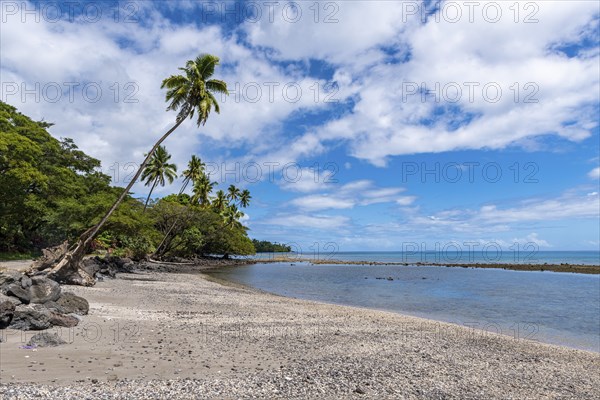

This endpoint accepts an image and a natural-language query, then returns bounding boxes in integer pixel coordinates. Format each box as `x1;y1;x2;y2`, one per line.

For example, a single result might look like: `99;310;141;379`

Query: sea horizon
253;250;600;266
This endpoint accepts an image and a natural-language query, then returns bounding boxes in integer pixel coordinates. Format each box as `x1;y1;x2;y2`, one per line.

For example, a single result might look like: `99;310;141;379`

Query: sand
1;262;599;399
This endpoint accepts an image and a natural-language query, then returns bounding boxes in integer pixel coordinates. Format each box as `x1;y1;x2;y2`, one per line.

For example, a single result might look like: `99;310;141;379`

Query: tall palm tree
179;155;205;195
226;184;240;203
141;146;177;211
46;54;227;285
238;189;251;208
192;174;217;207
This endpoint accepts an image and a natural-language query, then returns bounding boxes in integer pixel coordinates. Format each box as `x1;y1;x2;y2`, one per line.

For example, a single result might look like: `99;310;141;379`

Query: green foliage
1;101;255;259
252;240;292;253
0;101;115;251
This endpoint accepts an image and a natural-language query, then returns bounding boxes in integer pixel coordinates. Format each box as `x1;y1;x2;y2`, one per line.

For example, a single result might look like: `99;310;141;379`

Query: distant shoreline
255;256;600;274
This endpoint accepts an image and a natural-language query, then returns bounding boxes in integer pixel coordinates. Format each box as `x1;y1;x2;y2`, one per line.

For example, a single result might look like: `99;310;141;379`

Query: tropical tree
192;174;217;207
141;145;177;211
222;204;245;229
179;155;205;195
212;189;227;212
227;184;240;202
154;155;205;255
44;54;228;285
238;189;251;208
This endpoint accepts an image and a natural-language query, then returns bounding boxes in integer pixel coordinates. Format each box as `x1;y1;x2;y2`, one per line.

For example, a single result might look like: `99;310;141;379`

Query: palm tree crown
180;155;205;194
161;54;229;126
192;174;217;207
141;145;177;210
238;189;251;208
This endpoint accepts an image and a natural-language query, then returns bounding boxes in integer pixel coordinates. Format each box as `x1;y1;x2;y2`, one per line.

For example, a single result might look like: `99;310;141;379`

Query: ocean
209;258;600;352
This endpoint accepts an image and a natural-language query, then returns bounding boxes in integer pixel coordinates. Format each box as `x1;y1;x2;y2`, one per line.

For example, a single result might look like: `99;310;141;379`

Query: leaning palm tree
179;155;205;195
43;54;228;285
141;146;177;211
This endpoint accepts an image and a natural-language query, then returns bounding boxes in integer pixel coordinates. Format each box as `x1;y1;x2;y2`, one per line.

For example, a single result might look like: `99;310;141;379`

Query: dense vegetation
252;240;292;253
0;101;255;259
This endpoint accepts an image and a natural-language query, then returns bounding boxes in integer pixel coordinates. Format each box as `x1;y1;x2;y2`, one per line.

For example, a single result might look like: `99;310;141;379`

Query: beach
1;262;599;399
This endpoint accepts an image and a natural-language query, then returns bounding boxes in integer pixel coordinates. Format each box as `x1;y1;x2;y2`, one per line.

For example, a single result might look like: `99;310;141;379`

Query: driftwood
30;241;69;271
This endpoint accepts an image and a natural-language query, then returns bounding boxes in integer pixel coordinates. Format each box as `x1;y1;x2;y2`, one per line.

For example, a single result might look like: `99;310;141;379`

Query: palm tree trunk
144;179;159;212
45;115;188;285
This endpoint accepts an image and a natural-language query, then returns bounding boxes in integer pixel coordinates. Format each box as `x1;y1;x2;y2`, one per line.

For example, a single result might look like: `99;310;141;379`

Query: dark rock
27;332;67;347
55;292;89;315
0;293;21;306
48;311;79;327
6;283;30;304
0;300;16;328
0;271;22;289
81;257;103;278
9;305;51;330
29;276;61;304
354;386;366;394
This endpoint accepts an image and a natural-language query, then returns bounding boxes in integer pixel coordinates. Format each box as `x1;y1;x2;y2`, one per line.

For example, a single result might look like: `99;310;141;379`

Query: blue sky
1;1;599;252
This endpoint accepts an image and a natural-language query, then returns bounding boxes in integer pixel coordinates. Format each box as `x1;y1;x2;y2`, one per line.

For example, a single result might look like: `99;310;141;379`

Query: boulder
6;283;30;304
0;293;21;306
0;300;15;328
81;257;103;278
28;276;61;304
20;276;32;289
27;332;67;347
46;292;89;315
48;311;79;328
9;305;52;330
0;270;22;289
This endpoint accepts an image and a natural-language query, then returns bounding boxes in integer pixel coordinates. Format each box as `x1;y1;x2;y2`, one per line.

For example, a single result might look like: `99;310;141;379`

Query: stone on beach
0;299;16;328
28;276;61;304
9;305;52;330
26;332;67;347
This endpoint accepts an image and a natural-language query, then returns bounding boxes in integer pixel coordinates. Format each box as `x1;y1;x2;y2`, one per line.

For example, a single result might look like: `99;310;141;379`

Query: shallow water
209;263;600;352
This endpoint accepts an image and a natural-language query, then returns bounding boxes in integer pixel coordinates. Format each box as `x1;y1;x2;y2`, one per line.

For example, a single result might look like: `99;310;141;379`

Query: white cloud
588;167;600;179
265;214;349;229
287;180;411;211
396;196;417;206
290;195;354;211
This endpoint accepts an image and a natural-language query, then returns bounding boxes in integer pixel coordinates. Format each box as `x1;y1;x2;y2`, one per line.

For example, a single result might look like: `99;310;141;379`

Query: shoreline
255;256;600;274
1;261;599;398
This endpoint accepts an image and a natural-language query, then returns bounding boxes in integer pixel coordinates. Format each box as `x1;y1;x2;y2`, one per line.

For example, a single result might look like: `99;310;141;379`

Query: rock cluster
0;271;88;331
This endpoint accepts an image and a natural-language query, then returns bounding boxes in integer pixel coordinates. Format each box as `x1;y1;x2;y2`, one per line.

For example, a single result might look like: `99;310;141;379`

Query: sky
1;0;599;254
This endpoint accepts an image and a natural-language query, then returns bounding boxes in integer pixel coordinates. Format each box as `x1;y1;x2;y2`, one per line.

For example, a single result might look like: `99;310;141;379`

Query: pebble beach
1;262;599;399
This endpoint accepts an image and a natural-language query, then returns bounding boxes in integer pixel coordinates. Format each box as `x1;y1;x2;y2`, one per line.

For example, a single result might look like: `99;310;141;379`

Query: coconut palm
212;189;227;212
141;146;177;211
180;155;205;195
226;184;240;203
46;54;227;285
238;189;251;208
222;204;245;229
192;174;217;207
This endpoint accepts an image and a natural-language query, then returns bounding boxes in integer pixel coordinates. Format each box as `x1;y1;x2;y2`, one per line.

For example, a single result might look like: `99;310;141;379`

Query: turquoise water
254;250;600;265
209;262;600;352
